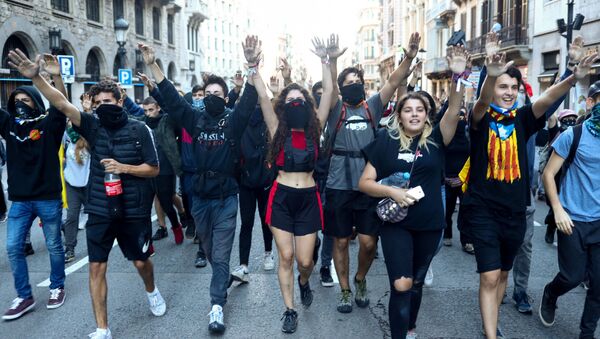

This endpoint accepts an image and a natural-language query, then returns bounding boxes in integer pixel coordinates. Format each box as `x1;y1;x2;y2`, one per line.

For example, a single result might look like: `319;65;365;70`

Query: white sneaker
263;252;275;271
147;289;166;316
424;266;433;287
88;328;112;339
208;304;225;333
406;329;418;339
231;265;249;282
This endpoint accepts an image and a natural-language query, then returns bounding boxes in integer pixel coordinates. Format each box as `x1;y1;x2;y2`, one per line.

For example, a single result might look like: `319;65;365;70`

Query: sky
248;0;363;82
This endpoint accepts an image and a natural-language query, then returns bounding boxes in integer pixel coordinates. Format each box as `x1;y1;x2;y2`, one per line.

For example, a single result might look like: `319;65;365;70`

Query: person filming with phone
358;45;469;339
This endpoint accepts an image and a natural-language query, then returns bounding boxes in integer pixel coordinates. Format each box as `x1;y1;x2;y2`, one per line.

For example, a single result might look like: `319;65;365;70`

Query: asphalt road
0;187;596;338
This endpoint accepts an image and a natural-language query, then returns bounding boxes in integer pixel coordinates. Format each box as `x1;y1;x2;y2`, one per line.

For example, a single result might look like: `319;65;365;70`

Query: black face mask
14;101;42;122
314;94;322;108
284;99;310;129
96;104;128;130
203;95;226;116
340;83;365;106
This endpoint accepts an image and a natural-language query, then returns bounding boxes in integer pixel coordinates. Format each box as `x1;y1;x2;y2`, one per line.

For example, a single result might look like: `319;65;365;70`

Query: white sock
96;328;108;334
147;287;158;297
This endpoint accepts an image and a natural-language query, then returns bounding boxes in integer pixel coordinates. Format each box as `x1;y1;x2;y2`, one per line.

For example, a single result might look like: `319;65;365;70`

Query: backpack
317;101;377;189
547;124;583;196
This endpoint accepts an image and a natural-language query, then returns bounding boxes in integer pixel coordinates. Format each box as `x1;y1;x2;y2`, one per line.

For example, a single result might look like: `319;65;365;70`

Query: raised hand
279;58;292;79
485;52;514;77
42;54;61;76
242;35;262;65
311;37;328;60
568;35;585;63
326;34;347;59
404;32;421;59
485;32;500;58
409;60;423;78
81;93;92;112
574;53;599;81
233;70;244;88
7;49;41;79
137;72;155;92
268;75;279;94
447;45;469;74
137;43;156;65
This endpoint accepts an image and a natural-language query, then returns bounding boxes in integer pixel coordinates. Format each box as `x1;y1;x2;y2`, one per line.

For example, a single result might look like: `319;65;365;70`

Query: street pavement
0;192;596;338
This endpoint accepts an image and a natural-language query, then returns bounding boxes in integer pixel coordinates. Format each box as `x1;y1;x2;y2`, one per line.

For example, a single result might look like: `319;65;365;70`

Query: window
214;38;217;50
222;39;225;52
86;0;100;22
51;0;69;12
152;7;160;40
113;0;124;23
543;51;560;71
470;6;477;40
85;50;101;81
371;46;374;59
461;12;467;33
481;0;490;36
167;14;174;44
135;0;144;35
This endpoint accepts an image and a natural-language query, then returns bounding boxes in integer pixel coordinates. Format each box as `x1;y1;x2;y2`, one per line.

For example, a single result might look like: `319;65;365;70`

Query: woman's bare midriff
275;170;315;188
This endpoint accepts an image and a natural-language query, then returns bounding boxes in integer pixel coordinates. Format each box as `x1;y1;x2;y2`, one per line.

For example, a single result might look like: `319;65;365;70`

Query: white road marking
534;220;543;227
37;215;157;288
330;259;339;284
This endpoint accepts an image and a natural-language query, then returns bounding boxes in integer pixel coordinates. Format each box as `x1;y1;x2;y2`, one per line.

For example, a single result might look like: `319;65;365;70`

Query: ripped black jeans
380;225;443;338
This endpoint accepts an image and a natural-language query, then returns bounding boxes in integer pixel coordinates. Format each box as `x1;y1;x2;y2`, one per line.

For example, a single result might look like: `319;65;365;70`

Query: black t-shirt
444;119;469;177
78;113;159;167
463;104;545;212
362;126;445;231
0;107;66;201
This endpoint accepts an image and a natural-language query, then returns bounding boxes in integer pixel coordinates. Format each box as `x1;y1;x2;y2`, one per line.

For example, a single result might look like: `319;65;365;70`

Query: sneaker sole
337;306;352;314
321;281;334;287
2;301;36;320
231;274;249;283
355;299;370;308
282;327;297;334
64;257;75;263
263;265;275;271
46;298;65;310
208;325;225;334
538;301;555;327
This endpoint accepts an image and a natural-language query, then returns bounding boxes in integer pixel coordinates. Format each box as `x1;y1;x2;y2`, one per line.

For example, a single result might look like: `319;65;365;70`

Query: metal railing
466;24;529;55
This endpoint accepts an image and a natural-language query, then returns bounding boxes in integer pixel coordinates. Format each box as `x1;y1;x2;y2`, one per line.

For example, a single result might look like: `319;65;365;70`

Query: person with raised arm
140;35;260;334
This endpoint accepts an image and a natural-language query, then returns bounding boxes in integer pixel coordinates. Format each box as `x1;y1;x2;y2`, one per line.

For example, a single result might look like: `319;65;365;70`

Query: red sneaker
2;297;35;320
172;225;184;245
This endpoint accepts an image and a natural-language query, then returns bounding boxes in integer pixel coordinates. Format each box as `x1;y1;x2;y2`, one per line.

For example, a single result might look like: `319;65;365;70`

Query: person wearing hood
141;96;184;245
540;74;600;339
7;49;165;339
141;36;260;334
0;79;67;320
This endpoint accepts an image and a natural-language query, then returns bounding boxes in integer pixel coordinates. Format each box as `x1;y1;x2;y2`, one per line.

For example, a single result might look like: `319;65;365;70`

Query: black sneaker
185;221;196;240
539;284;557;327
513;290;533;314
24;243;34;256
320;266;334;287
152;227;168;241
544;227;555;244
298;275;313;308
193;235;200;244
195;251;207;268
281;308;298;333
64;249;75;263
312;236;321;266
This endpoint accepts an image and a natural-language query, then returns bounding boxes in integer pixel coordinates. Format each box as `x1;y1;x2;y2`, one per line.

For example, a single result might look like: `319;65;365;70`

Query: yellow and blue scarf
487;103;520;183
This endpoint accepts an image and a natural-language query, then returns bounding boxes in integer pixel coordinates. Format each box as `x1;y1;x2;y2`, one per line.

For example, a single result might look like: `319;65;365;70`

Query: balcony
425;0;455;23
424;57;451;79
467;25;531;63
187;0;209;22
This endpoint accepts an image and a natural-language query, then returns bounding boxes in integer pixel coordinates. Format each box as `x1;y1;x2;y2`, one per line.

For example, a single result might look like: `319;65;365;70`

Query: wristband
247;67;257;77
321;56;330;65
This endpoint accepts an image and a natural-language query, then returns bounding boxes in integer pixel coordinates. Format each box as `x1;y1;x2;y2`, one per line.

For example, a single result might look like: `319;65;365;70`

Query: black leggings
151;174;180;228
444;184;471;245
380;225;442;338
239;184;273;265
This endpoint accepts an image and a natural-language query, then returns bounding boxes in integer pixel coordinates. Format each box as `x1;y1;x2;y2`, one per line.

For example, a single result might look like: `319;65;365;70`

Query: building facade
356;0;382;94
0;0;209;108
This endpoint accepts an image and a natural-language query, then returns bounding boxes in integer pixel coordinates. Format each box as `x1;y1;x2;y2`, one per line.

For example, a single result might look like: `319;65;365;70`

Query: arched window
86;50;101;82
1;35;32;108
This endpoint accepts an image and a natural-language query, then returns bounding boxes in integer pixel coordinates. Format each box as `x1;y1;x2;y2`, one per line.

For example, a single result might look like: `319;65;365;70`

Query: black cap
589;80;600;98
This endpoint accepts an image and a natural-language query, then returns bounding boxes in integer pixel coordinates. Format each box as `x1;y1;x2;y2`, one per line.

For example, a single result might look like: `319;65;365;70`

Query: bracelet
247;67;258;77
321;56;330;65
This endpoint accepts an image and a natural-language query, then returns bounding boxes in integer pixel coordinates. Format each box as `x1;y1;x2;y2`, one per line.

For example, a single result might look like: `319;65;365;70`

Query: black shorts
324;189;380;238
86;214;153;262
266;181;323;236
464;205;526;273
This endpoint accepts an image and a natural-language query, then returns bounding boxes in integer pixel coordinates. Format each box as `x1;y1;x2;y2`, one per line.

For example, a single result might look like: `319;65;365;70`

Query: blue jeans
7;200;65;298
192;194;238;307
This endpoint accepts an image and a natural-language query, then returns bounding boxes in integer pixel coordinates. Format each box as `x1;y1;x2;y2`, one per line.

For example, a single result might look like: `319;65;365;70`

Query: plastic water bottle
104;172;124;219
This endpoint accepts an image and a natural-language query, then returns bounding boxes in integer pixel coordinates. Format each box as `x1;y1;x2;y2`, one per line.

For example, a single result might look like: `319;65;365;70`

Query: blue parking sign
118;69;133;88
57;55;75;84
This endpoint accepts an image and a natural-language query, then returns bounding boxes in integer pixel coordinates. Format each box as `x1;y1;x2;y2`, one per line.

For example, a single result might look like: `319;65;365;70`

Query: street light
49;27;62;55
115;17;129;56
556;0;584;108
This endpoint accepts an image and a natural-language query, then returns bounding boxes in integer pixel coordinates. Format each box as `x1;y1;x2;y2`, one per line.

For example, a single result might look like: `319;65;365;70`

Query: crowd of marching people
0;29;599;339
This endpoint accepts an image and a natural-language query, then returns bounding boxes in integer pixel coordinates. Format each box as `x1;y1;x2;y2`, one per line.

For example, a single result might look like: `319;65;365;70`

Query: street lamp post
557;0;584;108
115;17;130;68
49;27;62;55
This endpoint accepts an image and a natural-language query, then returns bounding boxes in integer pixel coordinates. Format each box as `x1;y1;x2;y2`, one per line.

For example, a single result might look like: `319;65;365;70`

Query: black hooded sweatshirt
0;86;66;201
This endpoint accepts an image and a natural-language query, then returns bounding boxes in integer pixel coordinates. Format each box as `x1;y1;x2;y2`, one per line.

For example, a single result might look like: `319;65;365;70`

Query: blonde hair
386;93;437;152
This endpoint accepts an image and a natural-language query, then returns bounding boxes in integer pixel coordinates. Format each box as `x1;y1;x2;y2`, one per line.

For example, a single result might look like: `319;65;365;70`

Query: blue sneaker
513;291;533;314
